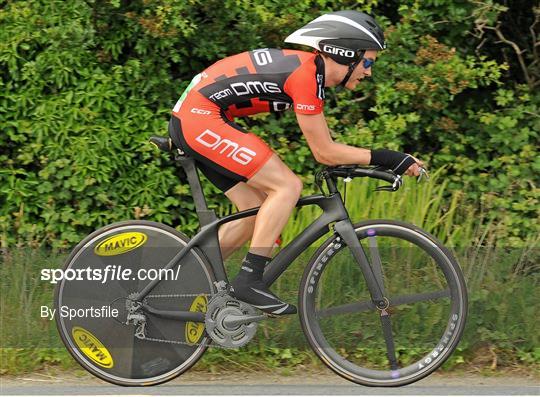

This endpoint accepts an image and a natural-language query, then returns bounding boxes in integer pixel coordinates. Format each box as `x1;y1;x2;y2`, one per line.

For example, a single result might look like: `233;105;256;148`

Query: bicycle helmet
285;10;386;86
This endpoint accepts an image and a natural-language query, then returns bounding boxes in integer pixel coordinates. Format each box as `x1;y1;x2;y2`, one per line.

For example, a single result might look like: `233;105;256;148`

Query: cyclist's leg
245;154;303;257
228;155;301;315
219;182;267;259
171;95;298;314
170;99;275;259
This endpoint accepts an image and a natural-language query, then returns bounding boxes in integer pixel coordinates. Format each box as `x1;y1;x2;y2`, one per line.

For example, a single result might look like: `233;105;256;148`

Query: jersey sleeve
284;56;325;115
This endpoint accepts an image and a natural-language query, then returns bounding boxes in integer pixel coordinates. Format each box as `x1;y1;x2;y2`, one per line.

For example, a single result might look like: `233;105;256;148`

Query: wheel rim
56;224;214;384
301;224;466;385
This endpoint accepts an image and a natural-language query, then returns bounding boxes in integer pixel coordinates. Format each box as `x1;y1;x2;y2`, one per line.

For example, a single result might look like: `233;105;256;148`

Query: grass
1;169;538;376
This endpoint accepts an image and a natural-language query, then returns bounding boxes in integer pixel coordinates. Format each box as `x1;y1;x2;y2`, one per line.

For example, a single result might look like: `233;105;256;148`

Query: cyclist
169;10;423;315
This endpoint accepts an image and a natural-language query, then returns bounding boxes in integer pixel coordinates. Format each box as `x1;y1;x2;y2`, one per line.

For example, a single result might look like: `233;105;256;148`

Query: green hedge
1;0;538;248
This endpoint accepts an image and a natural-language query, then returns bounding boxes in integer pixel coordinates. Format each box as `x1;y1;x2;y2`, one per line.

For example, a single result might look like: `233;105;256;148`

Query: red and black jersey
169;49;327;191
192;48;325;116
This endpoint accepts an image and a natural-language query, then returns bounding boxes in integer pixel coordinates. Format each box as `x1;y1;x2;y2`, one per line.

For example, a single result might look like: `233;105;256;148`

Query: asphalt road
1;371;538;396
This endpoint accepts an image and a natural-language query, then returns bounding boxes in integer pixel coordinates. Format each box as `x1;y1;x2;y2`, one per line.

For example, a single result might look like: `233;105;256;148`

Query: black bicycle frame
134;150;389;321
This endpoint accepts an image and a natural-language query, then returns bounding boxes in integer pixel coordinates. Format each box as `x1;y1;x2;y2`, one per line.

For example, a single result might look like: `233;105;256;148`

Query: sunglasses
361;57;375;69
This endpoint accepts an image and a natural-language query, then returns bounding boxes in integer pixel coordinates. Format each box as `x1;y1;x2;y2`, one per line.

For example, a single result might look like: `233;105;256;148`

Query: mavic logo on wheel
195;129;256;165
185;295;208;344
72;326;114;368
94;232;147;256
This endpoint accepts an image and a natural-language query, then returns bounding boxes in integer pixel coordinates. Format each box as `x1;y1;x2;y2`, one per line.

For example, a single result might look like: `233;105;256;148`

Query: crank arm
222;313;268;328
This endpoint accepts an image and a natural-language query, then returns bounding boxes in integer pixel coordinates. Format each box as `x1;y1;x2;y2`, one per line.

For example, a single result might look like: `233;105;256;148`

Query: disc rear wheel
54;221;215;386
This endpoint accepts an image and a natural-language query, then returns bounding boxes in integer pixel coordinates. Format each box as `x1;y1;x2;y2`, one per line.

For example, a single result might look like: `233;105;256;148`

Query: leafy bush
1;0;538;248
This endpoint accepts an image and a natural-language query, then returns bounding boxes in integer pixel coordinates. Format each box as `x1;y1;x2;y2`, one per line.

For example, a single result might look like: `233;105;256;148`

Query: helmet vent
284;10;386;52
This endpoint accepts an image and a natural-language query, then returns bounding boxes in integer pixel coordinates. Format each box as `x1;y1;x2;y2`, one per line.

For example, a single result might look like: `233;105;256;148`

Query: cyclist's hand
404;155;424;177
370;149;424;177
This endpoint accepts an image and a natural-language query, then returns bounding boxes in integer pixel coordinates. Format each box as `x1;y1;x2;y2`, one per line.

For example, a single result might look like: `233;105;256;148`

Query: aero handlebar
324;165;404;192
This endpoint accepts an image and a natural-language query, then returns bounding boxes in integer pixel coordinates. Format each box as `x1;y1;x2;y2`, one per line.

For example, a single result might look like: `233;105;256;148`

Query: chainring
204;291;258;348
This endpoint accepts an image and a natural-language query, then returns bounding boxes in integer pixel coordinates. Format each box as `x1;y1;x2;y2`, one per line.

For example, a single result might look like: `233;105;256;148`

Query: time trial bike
54;128;467;387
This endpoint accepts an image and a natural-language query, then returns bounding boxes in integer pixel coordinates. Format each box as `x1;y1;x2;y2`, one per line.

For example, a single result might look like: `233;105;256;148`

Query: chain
134;292;234;349
146;293;212;299
137;334;233;349
136;322;234;350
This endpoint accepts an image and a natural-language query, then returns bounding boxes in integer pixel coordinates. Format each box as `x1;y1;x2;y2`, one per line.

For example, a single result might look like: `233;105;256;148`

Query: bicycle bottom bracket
205;291;258;348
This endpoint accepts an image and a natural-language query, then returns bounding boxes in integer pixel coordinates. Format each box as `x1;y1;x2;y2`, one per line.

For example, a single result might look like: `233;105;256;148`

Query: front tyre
299;220;467;387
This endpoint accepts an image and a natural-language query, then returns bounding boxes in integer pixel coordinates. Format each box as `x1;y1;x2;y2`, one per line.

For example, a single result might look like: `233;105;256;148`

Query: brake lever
417;167;430;183
375;175;403;192
374;167;428;192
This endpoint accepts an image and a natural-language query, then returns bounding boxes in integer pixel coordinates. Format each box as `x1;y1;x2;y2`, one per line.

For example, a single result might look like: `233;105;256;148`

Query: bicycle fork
333;219;399;371
334;220;388;307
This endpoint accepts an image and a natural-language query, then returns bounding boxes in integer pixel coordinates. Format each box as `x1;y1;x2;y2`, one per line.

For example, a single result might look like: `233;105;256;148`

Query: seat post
166;116;217;228
175;153;217;227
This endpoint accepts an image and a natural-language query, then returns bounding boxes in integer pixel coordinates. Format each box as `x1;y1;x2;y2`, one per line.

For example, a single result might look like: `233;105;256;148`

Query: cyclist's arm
296;112;423;176
296;112;371;166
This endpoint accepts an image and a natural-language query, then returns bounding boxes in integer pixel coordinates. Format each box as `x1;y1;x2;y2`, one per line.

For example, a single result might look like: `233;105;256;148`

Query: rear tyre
54;220;215;386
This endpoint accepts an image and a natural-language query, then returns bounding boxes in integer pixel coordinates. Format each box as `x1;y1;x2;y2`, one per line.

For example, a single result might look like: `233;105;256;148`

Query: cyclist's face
345;50;378;90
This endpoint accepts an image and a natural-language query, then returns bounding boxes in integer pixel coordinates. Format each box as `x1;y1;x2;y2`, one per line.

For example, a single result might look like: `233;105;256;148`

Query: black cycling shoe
231;253;297;315
230;277;297;315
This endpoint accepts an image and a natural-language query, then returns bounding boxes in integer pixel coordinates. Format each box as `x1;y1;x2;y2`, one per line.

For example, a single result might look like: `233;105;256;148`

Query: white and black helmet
285;10;386;66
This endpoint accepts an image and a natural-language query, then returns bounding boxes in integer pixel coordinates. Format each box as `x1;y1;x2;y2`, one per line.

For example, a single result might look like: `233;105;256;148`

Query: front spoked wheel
299;220;467;387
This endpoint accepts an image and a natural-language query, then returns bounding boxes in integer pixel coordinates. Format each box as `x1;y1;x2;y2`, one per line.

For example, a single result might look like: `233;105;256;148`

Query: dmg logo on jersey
296;104;316;111
230;81;281;96
322;44;356;58
195;129;256;165
72;326;114;368
94;232;147;256
209;81;281;101
185;295;208;344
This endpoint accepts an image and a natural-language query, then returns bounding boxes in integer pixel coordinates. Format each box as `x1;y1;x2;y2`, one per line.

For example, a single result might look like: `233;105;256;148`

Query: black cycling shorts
169;116;244;192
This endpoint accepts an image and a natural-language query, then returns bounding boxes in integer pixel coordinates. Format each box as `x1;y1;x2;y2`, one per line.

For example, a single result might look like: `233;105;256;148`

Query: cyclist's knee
275;174;302;202
289;175;303;198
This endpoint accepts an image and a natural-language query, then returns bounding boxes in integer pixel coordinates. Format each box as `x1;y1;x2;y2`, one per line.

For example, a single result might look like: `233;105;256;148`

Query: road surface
1;370;538;395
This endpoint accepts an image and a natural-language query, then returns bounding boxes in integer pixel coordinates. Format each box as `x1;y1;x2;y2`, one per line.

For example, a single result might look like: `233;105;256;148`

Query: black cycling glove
370;149;417;175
